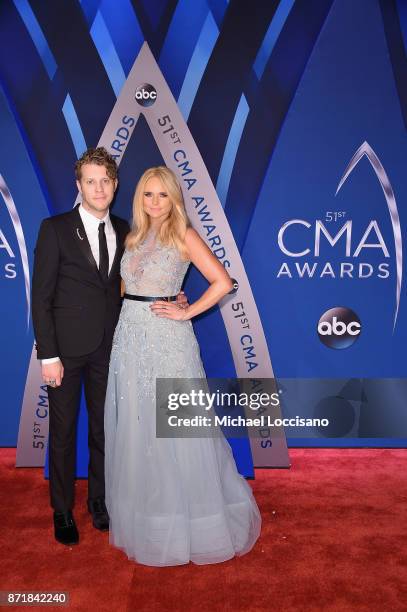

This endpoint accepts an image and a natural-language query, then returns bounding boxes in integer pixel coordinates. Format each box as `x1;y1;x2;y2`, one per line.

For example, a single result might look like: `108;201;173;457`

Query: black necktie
98;222;109;282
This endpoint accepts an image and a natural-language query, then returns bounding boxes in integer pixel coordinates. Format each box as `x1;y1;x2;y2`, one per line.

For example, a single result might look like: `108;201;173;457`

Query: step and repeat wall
1;0;406;470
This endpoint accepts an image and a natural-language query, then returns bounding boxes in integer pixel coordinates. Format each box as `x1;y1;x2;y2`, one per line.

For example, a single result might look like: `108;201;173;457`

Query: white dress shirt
42;205;117;365
78;204;116;273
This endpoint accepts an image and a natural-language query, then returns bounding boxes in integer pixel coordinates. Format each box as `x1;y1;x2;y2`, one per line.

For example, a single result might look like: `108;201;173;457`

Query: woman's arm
151;228;232;320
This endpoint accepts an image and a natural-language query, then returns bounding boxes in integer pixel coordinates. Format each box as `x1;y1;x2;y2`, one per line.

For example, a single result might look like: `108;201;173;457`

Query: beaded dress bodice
121;231;189;296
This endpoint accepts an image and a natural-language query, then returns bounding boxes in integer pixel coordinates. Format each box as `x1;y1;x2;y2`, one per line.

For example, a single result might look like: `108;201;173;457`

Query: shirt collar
79;203;111;229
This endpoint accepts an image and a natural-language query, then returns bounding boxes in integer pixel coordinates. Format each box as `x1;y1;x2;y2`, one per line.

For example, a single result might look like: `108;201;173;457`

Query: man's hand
42;361;64;387
176;291;189;309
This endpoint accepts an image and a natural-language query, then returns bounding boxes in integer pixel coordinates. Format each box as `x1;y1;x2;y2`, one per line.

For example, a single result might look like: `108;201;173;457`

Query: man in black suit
32;147;130;545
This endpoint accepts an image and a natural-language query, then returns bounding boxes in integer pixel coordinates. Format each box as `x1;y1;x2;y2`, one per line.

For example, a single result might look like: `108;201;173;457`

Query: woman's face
143;176;172;222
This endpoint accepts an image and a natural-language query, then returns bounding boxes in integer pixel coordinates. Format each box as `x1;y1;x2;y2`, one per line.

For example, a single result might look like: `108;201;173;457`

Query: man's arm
32;219;60;360
32;219;65;386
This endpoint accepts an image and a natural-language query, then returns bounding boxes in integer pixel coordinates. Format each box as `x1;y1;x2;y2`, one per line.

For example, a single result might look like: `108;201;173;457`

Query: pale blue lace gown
104;232;261;566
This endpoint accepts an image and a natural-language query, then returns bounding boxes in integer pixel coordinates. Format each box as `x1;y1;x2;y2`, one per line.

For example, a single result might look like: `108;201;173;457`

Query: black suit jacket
32;206;130;359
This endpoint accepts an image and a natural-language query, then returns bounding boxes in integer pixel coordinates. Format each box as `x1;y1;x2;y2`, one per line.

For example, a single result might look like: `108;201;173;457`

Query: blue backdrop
1;0;406;458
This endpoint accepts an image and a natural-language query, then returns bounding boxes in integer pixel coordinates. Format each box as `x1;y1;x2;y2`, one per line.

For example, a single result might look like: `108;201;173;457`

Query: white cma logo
277;142;402;332
0;173;30;328
0;228;17;277
278;219;389;258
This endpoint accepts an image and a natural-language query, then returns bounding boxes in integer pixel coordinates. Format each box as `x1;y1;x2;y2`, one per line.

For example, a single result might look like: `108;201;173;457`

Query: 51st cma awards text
167;415;329;428
0;230;17;278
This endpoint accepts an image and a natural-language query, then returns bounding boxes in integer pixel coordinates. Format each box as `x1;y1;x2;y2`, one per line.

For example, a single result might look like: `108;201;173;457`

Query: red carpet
1;448;406;611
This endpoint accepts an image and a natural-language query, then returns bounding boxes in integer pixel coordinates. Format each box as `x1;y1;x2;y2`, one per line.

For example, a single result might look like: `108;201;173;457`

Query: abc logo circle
135;83;157;107
317;307;361;349
229;278;239;294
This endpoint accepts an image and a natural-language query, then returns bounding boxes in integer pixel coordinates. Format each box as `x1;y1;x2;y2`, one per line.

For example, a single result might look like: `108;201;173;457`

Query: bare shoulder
184;227;207;249
183;226;232;285
185;226;200;242
184;227;210;259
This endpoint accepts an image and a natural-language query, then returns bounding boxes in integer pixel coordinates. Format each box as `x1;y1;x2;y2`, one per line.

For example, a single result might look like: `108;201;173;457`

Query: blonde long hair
125;166;190;258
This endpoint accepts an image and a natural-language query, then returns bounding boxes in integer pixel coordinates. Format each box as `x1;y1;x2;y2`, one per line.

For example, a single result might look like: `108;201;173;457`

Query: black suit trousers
47;334;111;512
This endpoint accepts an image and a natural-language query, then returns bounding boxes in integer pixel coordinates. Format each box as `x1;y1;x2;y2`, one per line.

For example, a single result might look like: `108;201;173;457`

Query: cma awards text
0;229;17;278
277;218;391;279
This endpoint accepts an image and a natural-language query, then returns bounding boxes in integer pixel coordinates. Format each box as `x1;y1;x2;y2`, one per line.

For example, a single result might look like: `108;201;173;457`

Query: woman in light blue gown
104;166;261;566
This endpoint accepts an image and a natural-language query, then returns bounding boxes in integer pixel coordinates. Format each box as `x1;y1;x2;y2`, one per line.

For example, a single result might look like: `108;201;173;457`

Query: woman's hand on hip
150;300;189;320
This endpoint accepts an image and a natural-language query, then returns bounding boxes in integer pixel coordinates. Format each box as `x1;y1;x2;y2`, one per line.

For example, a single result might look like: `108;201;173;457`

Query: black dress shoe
87;498;109;531
53;511;79;546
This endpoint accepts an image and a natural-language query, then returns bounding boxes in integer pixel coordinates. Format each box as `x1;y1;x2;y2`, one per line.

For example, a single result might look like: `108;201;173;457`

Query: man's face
76;163;117;218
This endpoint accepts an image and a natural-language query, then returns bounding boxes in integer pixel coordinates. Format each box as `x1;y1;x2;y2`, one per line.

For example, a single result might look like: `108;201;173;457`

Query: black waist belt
123;293;177;302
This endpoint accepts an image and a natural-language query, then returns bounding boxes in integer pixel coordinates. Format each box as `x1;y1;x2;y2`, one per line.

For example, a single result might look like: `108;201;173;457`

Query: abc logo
317;307;361;349
135;83;157;107
229;278;239;294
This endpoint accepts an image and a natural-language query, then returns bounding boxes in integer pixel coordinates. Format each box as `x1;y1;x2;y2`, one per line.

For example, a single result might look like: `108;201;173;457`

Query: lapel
69;205;101;280
69;205;123;284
